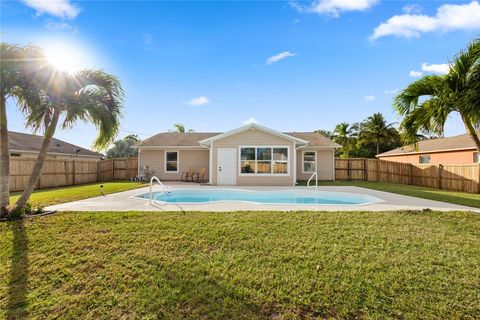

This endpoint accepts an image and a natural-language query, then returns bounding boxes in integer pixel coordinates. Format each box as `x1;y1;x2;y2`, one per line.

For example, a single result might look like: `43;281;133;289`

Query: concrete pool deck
47;184;479;212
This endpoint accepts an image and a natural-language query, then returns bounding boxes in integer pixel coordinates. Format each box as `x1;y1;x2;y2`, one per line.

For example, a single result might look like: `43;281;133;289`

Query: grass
298;180;480;208
9;182;146;208
1;210;479;319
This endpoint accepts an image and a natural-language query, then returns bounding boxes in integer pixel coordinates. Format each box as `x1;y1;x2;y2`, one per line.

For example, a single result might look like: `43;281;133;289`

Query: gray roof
136;131;340;148
377;131;479;157
9;131;103;158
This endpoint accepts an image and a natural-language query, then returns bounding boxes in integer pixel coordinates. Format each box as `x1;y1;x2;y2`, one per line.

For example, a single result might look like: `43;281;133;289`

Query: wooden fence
9;157;138;192
335;158;480;194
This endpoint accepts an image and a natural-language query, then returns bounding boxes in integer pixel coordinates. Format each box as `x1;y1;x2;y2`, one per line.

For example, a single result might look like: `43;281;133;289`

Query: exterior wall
138;149;209;181
211;129;295;186
10;152;100;161
296;148;335;181
378;149;478;164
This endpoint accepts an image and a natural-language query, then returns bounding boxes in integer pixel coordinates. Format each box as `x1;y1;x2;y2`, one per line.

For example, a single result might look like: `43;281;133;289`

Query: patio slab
46;184;479;212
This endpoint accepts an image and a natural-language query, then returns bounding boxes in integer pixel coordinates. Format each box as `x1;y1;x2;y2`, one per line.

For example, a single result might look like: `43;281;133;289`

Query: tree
12;69;124;211
332;122;357;158
359;113;398;155
106;134;140;158
394;38;480;150
170;123;195;133
0;43;48;215
314;129;333;139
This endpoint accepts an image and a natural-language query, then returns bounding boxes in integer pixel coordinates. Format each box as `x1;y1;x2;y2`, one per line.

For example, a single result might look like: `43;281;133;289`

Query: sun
43;40;94;74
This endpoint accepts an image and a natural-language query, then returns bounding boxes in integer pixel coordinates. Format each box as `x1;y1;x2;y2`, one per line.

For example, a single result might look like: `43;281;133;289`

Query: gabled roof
9;131;103;158
377;131;479;157
199;123;309;145
135;124;340;149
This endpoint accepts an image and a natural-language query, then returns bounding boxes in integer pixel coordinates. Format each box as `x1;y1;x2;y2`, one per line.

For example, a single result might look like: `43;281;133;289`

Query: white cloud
402;4;422;14
421;62;450;74
242;118;259;125
291;0;377;17
409;70;423;78
364;95;376;101
45;20;76;32
22;0;80;19
371;1;480;40
186;96;210;106
266;51;296;65
142;33;153;45
384;89;399;95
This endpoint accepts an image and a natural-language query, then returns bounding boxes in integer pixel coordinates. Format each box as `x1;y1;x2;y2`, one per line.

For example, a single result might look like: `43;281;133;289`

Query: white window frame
164;150;179;173
238;145;290;176
302;150;317;174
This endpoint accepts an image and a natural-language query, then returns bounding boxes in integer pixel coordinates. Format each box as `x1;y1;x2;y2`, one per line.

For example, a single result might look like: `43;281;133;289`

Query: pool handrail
149;176;166;204
307;172;318;189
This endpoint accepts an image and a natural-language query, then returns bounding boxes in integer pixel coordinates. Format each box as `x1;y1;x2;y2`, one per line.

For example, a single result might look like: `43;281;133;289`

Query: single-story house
9;131;103;161
377;131;480;164
135;123;341;186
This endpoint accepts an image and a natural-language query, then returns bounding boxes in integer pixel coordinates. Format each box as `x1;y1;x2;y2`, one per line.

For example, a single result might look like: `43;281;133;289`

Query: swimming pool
134;188;383;205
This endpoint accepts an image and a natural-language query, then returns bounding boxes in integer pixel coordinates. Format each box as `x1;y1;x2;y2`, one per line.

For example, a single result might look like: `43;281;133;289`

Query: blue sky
1;0;480;149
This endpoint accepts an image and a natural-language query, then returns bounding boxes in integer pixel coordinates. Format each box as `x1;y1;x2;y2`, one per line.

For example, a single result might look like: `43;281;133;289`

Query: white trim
164;150;179;173
296;145;339;150
217;148;237;185
135;146;205;150
9;149;103;159
332;149;335;181
301;150;317;174
238;145;290;177
207;142;213;185
138;149;141;177
377;146;477;158
199;123;308;145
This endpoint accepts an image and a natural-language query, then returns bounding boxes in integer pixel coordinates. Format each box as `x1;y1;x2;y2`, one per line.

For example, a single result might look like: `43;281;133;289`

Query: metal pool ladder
307;172;318;189
149;176;166;205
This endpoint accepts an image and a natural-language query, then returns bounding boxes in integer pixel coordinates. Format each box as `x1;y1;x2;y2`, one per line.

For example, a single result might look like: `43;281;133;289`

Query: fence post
364;158;368;181
72;159;76;185
409;164;413;185
438;164;444;189
97;160;101;182
111;159;115;181
376;160;380;182
347;159;351;180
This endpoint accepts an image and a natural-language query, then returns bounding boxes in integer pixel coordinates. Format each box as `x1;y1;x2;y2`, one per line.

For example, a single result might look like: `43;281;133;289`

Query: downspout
201;141;213;185
295;144;304;186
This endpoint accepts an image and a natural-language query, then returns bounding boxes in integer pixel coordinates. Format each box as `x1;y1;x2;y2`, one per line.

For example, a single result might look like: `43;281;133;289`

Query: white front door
217;148;236;185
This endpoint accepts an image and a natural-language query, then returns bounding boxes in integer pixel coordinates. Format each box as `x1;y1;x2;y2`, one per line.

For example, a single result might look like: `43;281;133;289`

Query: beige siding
296;149;335;181
139;149;209;181
211;129;295;186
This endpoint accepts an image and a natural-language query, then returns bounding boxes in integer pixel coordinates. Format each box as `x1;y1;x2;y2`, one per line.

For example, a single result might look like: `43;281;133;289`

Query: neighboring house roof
377;131;479;157
9;131;104;158
136;124;340;148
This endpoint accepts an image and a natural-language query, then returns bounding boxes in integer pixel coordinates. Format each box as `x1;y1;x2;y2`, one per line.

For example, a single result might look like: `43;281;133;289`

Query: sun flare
43;40;94;73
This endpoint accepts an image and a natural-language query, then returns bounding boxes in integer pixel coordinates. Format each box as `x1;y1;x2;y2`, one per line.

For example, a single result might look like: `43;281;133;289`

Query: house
376;131;480;164
135;123;341;185
9;131;103;161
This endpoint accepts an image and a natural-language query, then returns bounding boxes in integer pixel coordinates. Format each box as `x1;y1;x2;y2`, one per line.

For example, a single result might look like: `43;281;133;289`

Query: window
474;152;479;163
240;147;288;175
419;155;431;164
10;153;21;157
165;151;178;172
303;151;316;173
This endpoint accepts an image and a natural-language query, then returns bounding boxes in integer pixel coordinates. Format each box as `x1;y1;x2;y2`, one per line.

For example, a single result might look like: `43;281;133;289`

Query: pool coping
46;184;480;212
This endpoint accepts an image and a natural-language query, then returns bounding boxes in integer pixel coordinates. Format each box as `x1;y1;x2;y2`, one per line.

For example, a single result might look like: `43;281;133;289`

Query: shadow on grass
6;220;29;320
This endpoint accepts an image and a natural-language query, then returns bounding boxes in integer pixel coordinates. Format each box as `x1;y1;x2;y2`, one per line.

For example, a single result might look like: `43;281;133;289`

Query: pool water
135;188;382;205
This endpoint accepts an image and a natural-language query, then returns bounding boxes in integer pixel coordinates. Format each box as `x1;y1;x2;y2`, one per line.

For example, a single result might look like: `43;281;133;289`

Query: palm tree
333;122;357;157
359;113;398;155
0;43;48;215
12;69;124;210
394;38;480;150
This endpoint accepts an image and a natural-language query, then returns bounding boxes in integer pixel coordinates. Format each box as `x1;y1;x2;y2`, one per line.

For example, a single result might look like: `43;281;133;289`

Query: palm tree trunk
376;138;380;155
461;115;480;152
0;95;10;216
14;110;60;209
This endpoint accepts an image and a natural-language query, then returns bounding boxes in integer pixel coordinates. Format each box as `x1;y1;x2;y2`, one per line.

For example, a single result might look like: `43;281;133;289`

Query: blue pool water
135;189;382;205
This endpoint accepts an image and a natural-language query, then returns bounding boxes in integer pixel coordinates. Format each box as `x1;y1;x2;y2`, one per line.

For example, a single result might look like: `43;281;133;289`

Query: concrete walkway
47;185;479;212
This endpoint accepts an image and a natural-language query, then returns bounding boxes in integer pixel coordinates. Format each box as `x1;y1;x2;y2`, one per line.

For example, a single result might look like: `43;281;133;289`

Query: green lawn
298;180;480;208
9;182;146;208
1;210;479;319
